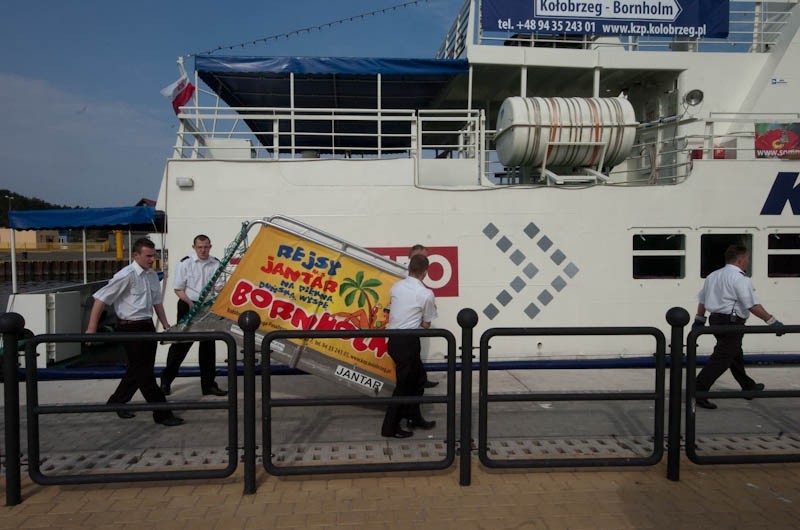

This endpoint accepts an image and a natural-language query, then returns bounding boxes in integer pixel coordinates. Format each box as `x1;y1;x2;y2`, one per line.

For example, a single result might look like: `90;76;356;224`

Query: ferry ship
7;1;798;373
155;0;800;365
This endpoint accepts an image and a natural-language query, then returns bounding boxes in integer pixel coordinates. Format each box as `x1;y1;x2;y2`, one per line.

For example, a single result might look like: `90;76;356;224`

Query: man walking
381;254;438;438
693;244;784;409
85;238;183;426
408;244;438;389
160;234;227;397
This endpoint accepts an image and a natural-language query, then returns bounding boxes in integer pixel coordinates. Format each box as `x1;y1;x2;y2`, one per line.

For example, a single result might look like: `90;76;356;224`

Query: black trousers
696;313;757;392
161;300;217;391
381;335;427;435
107;320;172;421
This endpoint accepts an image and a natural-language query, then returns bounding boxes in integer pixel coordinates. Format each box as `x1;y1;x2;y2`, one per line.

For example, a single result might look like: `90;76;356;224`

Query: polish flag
160;75;195;114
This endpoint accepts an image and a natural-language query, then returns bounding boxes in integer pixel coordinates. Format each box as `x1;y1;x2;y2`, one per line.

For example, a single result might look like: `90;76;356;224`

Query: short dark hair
408;244;426;258
193;234;211;245
724;244;749;263
133;238;155;254
408;254;429;276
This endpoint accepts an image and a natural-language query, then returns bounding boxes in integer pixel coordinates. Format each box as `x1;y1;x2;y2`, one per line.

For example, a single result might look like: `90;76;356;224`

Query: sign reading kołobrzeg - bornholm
481;0;730;38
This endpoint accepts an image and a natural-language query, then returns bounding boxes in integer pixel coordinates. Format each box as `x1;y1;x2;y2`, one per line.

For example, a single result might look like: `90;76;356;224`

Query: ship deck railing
173;104;795;187
174;106;483;162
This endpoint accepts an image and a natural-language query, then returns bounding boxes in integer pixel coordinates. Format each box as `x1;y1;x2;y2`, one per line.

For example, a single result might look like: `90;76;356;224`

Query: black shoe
155;416;184;427
696;398;717;410
160;381;171;396
408;418;436;430
382;428;413;439
744;383;765;400
116;410;135;419
424;380;439;388
202;385;228;396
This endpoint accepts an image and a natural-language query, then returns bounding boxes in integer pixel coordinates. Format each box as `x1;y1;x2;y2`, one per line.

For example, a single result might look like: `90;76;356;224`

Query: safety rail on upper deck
437;0;472;59
173;105;796;187
437;0;796;58
175;106;415;160
173;106;484;162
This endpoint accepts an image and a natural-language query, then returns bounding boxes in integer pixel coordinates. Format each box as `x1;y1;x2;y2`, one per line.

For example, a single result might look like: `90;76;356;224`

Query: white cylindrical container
495;97;638;168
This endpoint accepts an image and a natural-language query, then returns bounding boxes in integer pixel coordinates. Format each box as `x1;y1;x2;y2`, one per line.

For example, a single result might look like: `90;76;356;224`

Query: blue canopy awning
195;55;470;153
9;206;157;231
196;55;468;111
195;55;469;77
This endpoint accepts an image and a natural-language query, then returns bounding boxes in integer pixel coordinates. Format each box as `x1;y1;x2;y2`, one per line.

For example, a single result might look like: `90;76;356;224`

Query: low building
0;228;59;249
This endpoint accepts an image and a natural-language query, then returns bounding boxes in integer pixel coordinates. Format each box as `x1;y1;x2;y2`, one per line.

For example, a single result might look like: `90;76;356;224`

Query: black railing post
666;306;689;481
239;310;261;495
457;308;478;486
1;312;25;505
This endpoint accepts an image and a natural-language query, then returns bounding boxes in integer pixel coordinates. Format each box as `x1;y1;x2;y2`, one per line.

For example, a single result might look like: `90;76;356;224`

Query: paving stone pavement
3;460;800;529
3;368;800;528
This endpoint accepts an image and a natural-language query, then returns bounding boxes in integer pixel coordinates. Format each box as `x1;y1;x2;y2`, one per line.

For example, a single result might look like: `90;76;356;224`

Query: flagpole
177;56;187;78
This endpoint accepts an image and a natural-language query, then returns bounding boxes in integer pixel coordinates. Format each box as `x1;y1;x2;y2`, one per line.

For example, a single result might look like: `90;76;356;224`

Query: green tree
1;189;77;227
338;271;382;328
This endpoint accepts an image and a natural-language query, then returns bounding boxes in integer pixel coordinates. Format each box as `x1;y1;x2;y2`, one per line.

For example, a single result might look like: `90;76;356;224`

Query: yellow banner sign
211;225;400;393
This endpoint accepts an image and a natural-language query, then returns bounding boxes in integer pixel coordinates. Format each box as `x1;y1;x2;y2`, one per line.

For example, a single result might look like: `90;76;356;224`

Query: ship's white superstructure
157;0;800;363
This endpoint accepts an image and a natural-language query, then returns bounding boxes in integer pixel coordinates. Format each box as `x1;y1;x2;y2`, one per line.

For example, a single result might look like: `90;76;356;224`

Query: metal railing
174;106;486;165
173;101;794;190
175;107;417;160
685;324;800;465
3;307;799;505
21;331;239;486
2;313;25;506
436;0;471;59
258;327;458;476
477;326;667;469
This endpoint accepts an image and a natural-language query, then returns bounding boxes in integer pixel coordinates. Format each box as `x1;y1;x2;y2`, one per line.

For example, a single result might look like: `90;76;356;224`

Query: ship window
768;233;800;277
700;234;752;278
632;234;685;279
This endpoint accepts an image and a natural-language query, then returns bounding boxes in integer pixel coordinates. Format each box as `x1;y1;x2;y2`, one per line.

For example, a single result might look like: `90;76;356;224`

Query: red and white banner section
367;246;459;297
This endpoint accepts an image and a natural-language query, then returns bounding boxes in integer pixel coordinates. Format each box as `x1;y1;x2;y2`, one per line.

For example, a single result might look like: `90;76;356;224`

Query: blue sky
0;0;464;207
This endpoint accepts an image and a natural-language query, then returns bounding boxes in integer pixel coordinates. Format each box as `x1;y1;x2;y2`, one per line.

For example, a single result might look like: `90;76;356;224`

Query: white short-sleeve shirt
93;262;162;321
173;254;220;302
387;277;437;330
698;263;759;319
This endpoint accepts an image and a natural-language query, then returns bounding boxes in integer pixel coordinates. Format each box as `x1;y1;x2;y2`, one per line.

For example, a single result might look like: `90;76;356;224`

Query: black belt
117;319;152;325
710;313;746;323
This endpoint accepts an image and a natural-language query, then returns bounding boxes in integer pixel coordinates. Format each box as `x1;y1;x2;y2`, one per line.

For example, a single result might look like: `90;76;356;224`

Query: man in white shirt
160;235;227;397
408;244;439;389
85;238;183;426
381;254;438;438
693;244;784;409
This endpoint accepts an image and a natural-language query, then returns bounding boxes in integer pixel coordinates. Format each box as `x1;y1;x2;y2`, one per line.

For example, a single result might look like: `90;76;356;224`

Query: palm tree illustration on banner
337;271;385;329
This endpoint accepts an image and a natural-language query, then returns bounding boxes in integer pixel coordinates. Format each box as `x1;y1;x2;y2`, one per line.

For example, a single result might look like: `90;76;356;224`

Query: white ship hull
156;0;800;363
160;156;800;361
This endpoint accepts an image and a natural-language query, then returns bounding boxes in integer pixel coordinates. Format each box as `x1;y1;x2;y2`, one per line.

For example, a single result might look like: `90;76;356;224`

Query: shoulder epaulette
180;255;190;262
